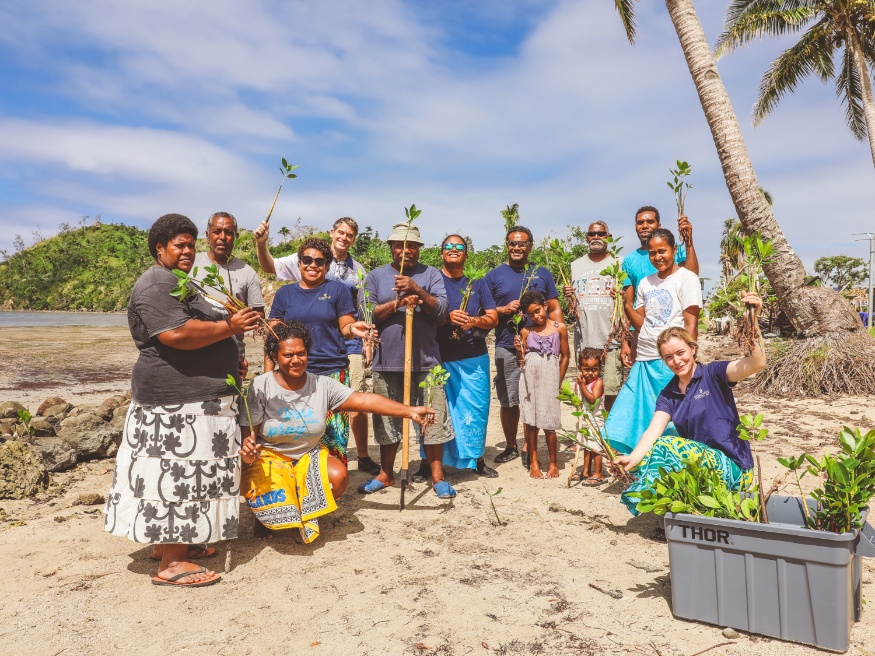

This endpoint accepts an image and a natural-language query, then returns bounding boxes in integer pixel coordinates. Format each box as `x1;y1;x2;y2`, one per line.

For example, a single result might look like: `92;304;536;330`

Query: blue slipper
358;478;390;494
433;481;456;499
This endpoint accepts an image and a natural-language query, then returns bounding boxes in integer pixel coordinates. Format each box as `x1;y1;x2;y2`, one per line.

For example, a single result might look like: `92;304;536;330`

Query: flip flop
149;545;217;562
433;481;456;499
568;471;585;482
151;566;221;588
583;477;607;487
358;478;391;494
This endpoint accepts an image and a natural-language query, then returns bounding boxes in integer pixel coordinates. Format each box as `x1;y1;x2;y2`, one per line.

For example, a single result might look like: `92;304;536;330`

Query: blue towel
604;358;679;454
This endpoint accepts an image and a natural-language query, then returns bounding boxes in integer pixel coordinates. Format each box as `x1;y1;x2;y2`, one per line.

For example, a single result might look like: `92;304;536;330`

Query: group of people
104;206;767;587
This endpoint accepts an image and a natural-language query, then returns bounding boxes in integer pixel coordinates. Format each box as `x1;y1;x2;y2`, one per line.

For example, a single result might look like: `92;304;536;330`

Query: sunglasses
507;240;531;248
443;243;466;251
300;255;329;267
587;231;608;238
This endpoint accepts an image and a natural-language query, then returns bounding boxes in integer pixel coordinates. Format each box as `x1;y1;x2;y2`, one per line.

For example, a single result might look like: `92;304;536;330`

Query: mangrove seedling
511;264;537;340
557;380;632;486
397;204;422;278
418;364;449;437
776;453;812;528
484;484;505;526
355;268;380;364
15;409;35;439
599;236;631;360
737;413;770;523
732;232;773;354
170;264;278;340
227;374;257;460
667;159;692;245
450;263;489;340
264;157;300;225
546;237;577;317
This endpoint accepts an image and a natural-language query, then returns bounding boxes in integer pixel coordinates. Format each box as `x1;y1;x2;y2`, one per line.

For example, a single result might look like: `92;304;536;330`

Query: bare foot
156;561;216;584
529;465;543;479
253;521;274;540
546;465;559;478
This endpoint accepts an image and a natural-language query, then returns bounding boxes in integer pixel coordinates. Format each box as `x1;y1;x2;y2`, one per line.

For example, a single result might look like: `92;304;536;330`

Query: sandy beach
1;326;875;655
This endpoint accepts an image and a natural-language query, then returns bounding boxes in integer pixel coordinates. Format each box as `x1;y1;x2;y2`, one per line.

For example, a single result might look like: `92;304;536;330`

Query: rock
43;403;73;420
37;396;67;416
57;412;122;461
29;418;55;437
0;418;17;437
0;401;27;420
722;628;740;640
30;436;78;472
101;397;120;410
0;440;49;499
76;493;105;506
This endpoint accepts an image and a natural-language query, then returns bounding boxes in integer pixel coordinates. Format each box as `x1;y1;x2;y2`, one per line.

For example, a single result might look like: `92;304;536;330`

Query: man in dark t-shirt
485;225;563;467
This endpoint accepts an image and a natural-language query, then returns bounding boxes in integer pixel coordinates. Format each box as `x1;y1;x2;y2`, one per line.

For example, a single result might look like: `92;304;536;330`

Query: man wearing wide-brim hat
358;222;457;499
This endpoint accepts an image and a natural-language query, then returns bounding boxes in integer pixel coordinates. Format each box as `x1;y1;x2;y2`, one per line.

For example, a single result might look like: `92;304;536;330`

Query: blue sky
1;1;873;292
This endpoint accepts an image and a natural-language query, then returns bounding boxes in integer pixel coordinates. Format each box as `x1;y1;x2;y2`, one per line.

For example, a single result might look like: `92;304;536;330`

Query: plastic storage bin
664;495;875;652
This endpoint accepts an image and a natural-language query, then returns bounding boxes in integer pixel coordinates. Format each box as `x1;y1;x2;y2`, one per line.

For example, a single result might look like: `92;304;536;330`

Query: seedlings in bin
264;157;300;225
556;380;632;486
599;236;631;361
737;413;770;523
667;159;692;245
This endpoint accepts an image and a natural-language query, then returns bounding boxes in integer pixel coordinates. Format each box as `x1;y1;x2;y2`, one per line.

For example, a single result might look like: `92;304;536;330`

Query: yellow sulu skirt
242;446;337;543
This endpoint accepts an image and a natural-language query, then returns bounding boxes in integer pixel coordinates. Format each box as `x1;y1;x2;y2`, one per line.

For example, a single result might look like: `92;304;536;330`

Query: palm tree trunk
665;0;862;336
847;28;875;172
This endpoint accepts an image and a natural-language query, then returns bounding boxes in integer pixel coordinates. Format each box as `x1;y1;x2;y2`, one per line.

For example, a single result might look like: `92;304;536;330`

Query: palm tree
719;218;745;283
715;1;875;172
613;0;862;338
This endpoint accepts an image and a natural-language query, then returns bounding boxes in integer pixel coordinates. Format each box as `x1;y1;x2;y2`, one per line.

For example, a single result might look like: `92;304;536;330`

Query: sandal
433;481;457;499
151;566;221;587
583;477;607;487
358;478;392;494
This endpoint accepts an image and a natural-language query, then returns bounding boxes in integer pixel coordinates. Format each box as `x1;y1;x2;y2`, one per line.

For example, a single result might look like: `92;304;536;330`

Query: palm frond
717;2;817;57
837;46;867;140
614;0;636;45
753;18;836;124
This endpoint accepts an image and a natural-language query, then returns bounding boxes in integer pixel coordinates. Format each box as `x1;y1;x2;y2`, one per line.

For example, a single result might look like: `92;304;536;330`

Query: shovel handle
401;305;415;472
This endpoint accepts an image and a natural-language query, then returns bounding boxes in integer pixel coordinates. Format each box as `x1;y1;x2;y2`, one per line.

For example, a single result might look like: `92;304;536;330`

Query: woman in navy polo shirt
616;291;765;514
268;237;371;464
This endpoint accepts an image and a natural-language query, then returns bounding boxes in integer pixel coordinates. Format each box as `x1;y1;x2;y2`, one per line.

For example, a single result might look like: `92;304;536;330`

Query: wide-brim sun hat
386;222;424;245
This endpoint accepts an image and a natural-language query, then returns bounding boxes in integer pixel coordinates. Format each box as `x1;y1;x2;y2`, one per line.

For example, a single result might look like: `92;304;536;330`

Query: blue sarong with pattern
603;358;679;454
420;354;490;469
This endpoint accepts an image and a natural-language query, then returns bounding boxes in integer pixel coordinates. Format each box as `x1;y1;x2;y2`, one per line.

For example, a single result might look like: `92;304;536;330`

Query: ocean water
0;311;129;327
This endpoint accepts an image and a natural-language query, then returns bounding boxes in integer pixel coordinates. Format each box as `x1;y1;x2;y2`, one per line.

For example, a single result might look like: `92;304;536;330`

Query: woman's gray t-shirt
128;266;240;405
241;371;354;460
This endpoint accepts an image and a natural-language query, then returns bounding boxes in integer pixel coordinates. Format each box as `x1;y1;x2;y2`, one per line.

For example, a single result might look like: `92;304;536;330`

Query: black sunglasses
443;243;466;251
300;255;329;267
507;240;531;248
587;231;609;238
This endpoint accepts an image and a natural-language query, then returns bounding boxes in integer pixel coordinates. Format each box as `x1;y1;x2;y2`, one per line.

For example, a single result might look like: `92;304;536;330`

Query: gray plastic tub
664;495;875;652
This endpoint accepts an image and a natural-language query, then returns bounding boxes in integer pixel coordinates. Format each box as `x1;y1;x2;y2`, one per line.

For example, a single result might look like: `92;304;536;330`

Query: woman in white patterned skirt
104;213;261;588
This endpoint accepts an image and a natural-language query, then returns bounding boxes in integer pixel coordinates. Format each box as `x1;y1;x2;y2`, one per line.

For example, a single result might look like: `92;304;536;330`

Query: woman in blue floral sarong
616;291;765;514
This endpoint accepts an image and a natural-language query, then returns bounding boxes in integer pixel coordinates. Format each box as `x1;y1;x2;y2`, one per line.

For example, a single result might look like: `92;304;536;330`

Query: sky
1;1;873;293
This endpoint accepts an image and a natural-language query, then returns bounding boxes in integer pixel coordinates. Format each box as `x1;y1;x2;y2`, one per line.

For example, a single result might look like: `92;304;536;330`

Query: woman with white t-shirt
604;228;702;455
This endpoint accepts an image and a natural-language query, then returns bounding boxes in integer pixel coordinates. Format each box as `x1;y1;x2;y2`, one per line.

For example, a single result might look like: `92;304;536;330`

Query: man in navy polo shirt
485;225;563;466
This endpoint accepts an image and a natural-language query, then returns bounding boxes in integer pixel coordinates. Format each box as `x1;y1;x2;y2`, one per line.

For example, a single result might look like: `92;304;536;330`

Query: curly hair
577;347;603;366
520;289;546;311
297;236;332;262
148;213;198;259
635;206;660;224
264;320;313;361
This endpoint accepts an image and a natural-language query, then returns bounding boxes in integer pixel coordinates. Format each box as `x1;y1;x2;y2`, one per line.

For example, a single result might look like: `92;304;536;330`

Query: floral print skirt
104;395;241;544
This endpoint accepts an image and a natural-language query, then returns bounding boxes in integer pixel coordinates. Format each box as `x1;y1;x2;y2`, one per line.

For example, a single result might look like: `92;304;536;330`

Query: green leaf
696;495;721;509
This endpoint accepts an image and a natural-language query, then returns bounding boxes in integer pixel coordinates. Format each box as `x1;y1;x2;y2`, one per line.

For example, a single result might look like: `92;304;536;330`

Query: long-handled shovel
400;304;415;510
